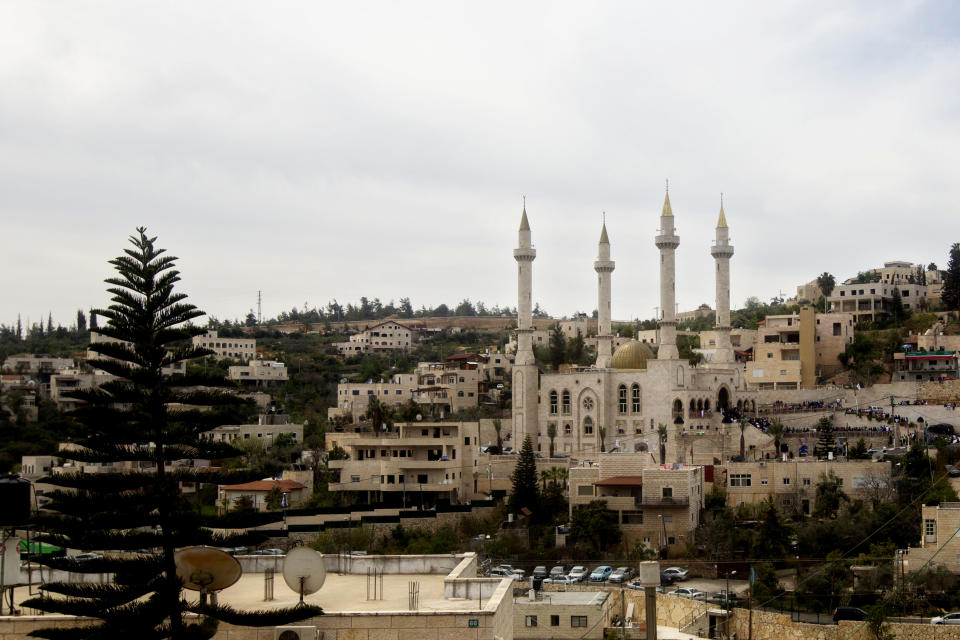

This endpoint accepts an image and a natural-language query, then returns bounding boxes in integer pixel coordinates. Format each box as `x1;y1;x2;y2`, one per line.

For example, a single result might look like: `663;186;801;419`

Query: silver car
931;612;960;625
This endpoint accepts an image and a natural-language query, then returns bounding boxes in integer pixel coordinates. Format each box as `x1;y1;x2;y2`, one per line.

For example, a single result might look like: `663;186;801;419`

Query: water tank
532;577;543;591
0;476;31;526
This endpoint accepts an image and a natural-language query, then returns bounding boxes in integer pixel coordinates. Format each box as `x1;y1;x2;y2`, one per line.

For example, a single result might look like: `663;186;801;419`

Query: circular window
582;397;594;411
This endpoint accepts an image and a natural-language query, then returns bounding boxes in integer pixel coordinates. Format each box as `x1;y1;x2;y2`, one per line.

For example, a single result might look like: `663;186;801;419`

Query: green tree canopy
508;436;539;516
568;499;621;551
24;229;319;638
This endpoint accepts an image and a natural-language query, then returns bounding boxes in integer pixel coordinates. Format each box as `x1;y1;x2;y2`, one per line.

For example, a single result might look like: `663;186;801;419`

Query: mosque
511;191;758;464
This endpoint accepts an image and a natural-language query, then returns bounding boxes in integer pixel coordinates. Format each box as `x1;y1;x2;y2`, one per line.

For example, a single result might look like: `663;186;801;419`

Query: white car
662;566;689;581
489;568;522;581
672;587;706;600
543;575;577;586
567;566;589;582
931;612;960;625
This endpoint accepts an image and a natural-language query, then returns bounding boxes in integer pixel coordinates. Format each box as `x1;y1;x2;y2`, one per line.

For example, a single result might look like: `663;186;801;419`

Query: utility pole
257;290;262;325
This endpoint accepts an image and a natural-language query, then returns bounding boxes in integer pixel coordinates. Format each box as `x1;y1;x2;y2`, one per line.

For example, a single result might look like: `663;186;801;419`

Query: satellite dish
282;548;326;603
175;546;242;604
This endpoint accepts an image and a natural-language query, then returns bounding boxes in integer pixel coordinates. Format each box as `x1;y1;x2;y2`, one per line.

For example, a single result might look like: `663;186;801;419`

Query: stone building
512;193;757;463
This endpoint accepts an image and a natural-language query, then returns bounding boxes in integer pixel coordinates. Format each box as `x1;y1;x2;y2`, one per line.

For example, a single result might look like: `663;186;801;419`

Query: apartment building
568;454;705;554
892;350;959;382
87;331;186;376
203;421;304;447
335;320;414;355
514;591;610;640
48;368;116;412
1;355;74;376
746;307;854;389
228;359;288;384
326;421;484;507
828;281;929;324
903;503;960;574
219;478;308;512
331;372;420;422
723;459;893;516
192;330;256;361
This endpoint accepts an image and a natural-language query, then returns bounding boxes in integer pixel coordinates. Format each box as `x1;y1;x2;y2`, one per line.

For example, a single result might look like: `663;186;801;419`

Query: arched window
672;399;684;421
583;416;594;435
564;423;572;435
549;390;558;415
677;367;684;385
696;399;703;412
561;390;571;414
704;399;711;412
737;400;743;411
618;385;628;413
631;384;641;413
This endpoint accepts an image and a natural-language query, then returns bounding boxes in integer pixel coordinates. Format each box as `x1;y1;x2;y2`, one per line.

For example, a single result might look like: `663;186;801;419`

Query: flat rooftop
209;572;490;614
515;591;609;606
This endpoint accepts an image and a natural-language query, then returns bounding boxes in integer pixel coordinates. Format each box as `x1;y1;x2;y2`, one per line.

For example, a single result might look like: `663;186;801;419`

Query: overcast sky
2;2;959;330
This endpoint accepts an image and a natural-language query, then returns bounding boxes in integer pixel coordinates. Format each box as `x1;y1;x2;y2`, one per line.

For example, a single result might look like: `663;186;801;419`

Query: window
803;478;811;486
525;616;538;627
730;473;752;487
550;390;558;414
583;416;593;435
926;519;936;537
622;510;643;524
783;477;790;485
562;391;571;414
571;616;587;628
551;615;559;627
760;478;768;486
618;385;628;413
564;423;571;435
632;384;641;413
582;395;594;411
578;485;594;496
662;487;673;498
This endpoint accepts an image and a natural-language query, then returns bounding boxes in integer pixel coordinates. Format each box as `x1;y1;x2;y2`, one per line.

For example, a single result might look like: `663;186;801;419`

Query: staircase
678;600;709;637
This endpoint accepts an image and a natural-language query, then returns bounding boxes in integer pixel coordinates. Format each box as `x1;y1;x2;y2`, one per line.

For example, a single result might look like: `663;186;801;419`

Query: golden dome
611;340;653;370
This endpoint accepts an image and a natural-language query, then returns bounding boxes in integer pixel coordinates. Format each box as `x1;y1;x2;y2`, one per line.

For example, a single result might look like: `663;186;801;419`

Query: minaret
711;197;735;363
655;187;680;359
594;219;615;368
512;201;539;447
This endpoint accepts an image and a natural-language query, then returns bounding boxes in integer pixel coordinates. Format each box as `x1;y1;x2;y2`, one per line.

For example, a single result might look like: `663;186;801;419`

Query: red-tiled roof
594;475;644;486
221;479;305;492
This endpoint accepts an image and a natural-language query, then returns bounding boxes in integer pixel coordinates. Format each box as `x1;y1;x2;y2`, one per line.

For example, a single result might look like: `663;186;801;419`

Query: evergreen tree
813;416;837;459
16;313;22;340
89;309;98;329
567;500;621;552
549;324;566;370
508;436;539;516
944;243;960;313
47;312;54;333
24;228;319;639
566;329;586;364
848;437;870;460
890;287;907;324
76;309;87;332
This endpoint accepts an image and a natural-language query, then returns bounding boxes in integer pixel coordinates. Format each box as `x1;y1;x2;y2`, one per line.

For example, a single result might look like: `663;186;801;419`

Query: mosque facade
511;192;757;464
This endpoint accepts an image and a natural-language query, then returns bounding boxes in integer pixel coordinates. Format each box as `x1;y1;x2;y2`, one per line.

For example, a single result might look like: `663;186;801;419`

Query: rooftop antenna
282;547;327;604
257;290;262;325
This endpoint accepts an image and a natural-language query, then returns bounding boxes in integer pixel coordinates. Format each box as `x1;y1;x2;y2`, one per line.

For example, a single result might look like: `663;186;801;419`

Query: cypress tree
813;416;837;459
944;243;960;313
24;228;320;639
508;436;539;517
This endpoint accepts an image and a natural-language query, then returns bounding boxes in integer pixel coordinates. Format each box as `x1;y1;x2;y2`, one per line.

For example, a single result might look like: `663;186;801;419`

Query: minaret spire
711;195;735;363
513;199;538;446
595;214;615;368
655;185;680;359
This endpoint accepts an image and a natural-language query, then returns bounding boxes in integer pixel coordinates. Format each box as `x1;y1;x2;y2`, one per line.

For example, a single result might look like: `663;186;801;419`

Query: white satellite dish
282;548;326;603
174;546;242;605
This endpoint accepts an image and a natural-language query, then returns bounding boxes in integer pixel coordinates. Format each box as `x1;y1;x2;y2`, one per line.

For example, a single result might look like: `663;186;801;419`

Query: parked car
833;607;867;623
489;568;522;580
250;548;284;556
931;612;960;625
608;567;635;583
544;575;578;586
661;567;689;581
660;572;677;586
946;465;960;478
708;591;742;607
589;566;613;581
549;565;568;578
74;553;103;562
532;566;548;579
672;587;706;600
928;423;956;437
568;566;589;582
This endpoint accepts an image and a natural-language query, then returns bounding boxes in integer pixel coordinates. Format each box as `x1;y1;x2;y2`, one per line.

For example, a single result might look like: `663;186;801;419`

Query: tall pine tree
25;228;320;639
813;416;837;459
508;436;539;517
944;243;960;314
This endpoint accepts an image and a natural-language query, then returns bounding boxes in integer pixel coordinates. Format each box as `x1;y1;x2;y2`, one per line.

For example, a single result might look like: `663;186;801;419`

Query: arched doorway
718;387;730;412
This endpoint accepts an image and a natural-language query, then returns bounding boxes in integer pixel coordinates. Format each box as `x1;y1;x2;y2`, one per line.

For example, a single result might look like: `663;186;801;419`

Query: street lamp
726;569;737;638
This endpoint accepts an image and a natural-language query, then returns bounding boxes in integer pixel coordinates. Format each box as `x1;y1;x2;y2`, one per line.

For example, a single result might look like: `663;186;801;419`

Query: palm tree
767;419;785;458
365;396;393;432
599;426;606;452
548;466;568;490
817;271;836;298
540;470;550;490
657;423;668;465
738;421;748;460
547;423;557;458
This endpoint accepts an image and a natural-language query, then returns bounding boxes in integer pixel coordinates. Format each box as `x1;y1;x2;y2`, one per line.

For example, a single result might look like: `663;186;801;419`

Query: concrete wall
234;553;467;576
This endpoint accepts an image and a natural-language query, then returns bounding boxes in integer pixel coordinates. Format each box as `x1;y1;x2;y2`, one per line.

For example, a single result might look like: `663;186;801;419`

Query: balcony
637;496;689;507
